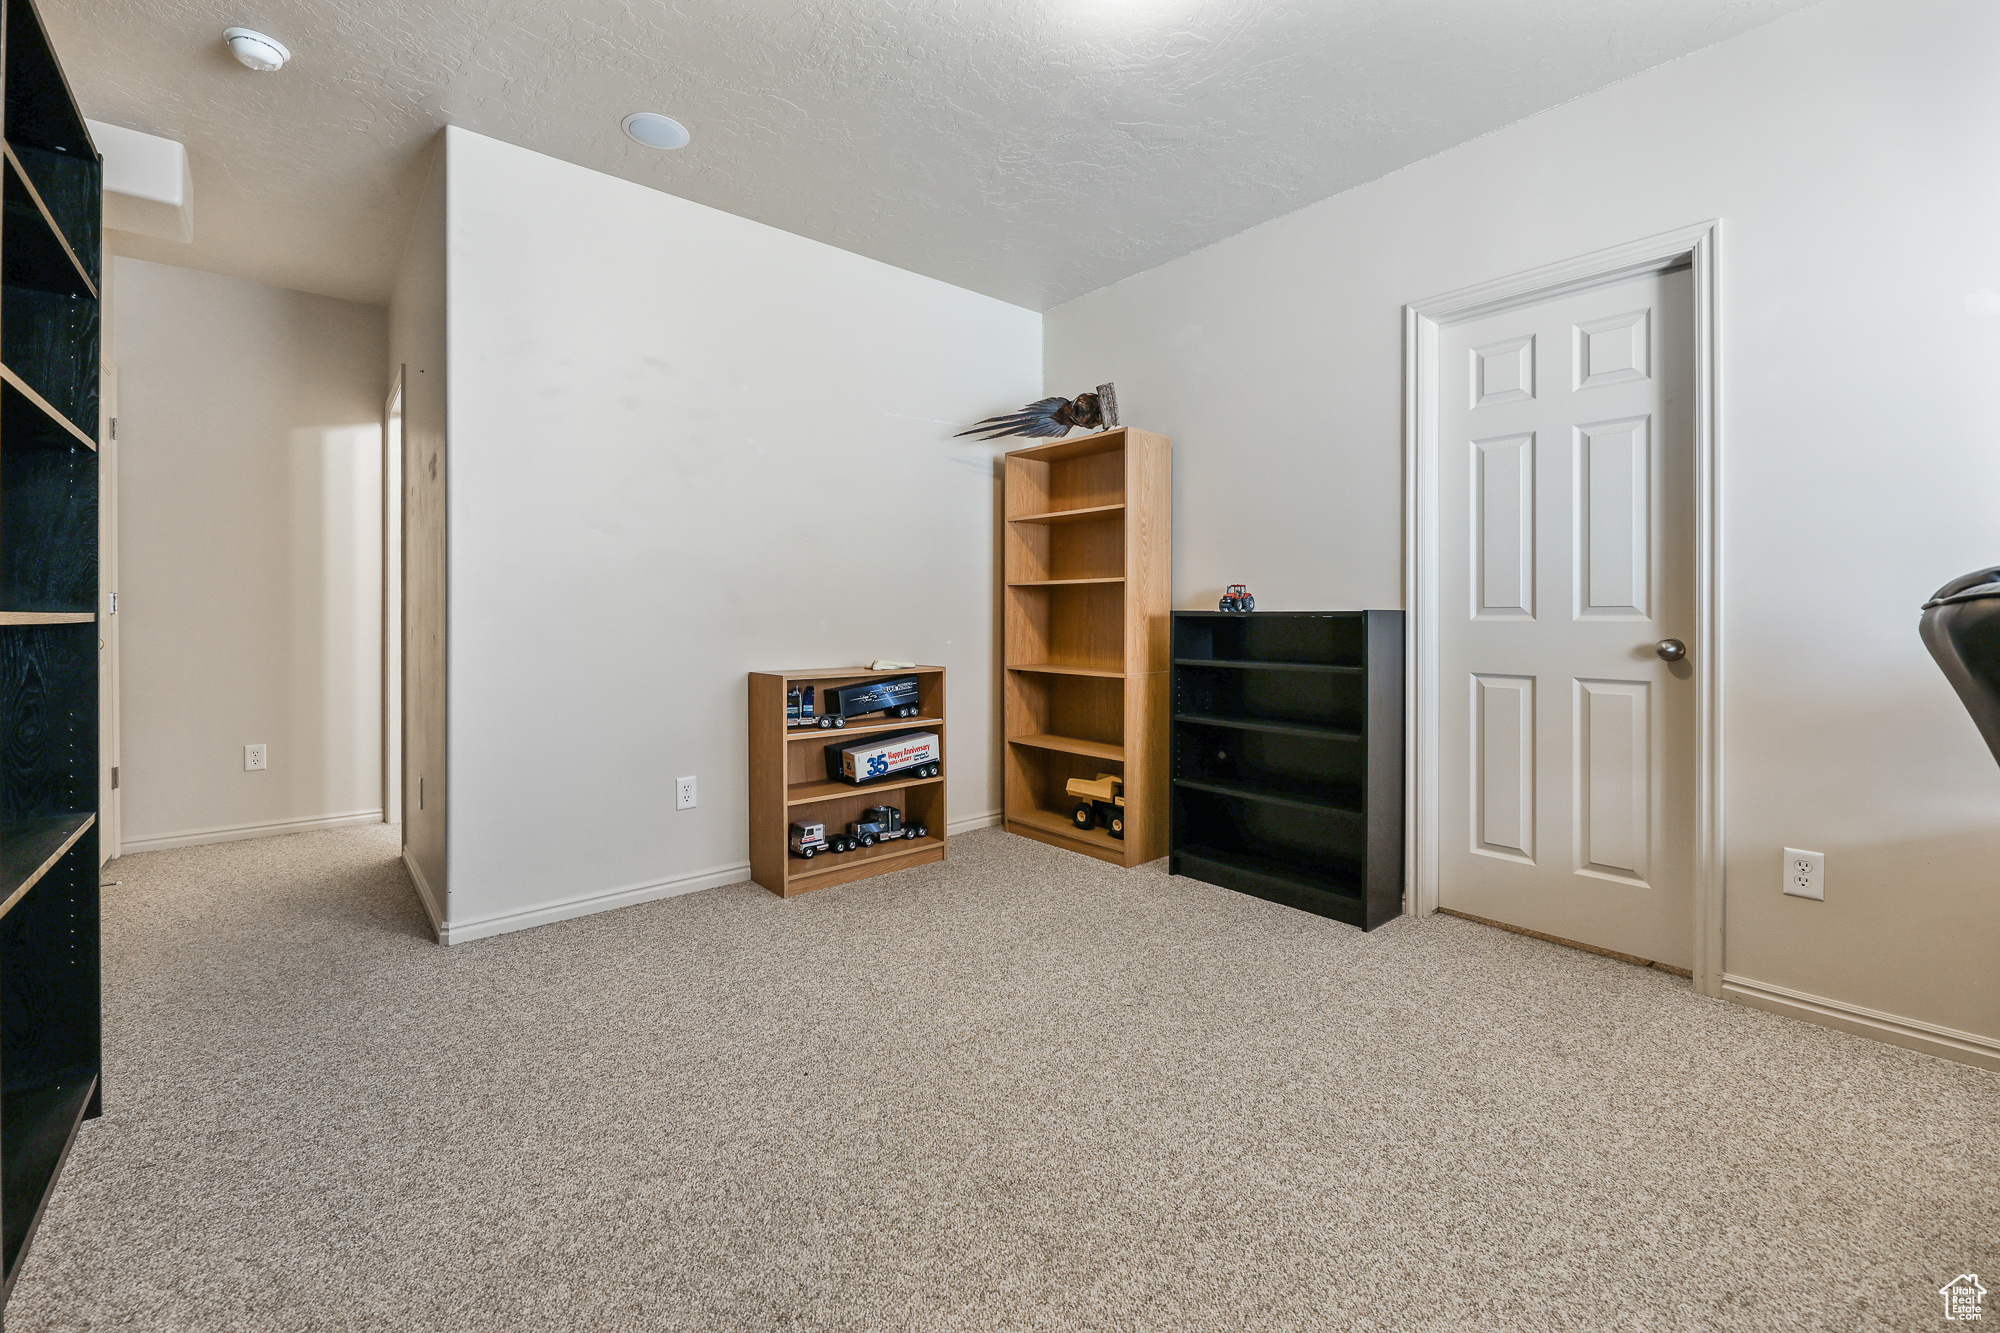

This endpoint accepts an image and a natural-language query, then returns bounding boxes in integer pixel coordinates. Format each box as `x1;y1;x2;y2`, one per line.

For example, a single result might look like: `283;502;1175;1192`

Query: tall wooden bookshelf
748;666;948;896
1002;427;1170;867
0;0;101;1309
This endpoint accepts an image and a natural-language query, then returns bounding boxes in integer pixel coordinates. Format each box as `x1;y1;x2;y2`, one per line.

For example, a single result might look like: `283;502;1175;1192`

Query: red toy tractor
1219;584;1256;613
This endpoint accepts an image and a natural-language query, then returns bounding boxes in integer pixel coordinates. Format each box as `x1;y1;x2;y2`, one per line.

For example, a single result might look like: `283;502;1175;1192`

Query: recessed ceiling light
622;113;691;151
222;27;290;72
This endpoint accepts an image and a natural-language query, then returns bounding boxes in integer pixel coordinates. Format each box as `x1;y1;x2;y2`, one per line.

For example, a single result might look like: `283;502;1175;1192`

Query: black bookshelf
0;0;100;1313
1169;611;1403;930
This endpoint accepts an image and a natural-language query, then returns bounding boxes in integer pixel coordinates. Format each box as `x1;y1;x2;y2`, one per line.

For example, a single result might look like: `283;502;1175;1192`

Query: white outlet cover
1782;847;1824;900
676;775;697;810
244;743;268;772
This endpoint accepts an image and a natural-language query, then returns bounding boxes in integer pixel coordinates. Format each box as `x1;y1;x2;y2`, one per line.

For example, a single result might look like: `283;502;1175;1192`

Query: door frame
383;369;404;826
1402;221;1724;996
100;362;120;861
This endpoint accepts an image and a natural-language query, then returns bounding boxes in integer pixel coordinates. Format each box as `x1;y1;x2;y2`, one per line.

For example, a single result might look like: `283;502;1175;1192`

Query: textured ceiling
44;0;1820;310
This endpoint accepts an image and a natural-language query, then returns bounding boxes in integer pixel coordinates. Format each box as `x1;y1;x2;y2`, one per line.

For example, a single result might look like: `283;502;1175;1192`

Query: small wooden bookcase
1001;427;1171;867
748;666;947;896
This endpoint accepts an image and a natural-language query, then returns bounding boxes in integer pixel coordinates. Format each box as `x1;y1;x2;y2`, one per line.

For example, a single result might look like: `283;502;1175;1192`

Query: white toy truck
826;730;941;785
789;820;831;858
792;819;864;857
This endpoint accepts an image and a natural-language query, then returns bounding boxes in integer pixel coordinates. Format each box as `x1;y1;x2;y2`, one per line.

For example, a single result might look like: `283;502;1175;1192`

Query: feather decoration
956;383;1120;441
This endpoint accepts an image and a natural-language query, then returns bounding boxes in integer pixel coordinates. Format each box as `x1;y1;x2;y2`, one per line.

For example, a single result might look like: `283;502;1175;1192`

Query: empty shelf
1;1071;97;1282
0;812;92;914
1008;733;1124;762
0;612;91;625
1006;663;1124;679
3;149;94;300
1173;658;1362;674
1004;429;1131;463
1173;713;1362;742
1173;775;1364;817
1006;577;1124;587
1173;844;1365;927
1006;503;1124;526
0;364;94;451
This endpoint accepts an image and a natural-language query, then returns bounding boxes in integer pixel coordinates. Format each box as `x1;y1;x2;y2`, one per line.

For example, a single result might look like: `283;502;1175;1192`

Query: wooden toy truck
1066;772;1125;839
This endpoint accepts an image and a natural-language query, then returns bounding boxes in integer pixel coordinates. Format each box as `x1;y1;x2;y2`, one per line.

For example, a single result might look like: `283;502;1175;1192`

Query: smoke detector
622;113;691;150
222;28;290;72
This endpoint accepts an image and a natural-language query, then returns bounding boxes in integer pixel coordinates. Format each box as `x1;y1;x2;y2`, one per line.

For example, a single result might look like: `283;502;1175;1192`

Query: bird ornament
957;383;1120;440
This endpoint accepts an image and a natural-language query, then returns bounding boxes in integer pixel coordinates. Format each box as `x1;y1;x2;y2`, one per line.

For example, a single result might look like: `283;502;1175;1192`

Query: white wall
1044;0;2000;1054
437;128;1040;940
114;258;388;850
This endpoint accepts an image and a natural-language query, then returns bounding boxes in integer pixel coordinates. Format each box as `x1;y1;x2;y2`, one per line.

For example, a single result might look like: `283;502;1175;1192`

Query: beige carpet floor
7;823;1995;1332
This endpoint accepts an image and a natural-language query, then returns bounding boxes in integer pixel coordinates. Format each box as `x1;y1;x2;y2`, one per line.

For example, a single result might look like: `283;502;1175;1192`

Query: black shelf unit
0;0;100;1314
1169;611;1403;930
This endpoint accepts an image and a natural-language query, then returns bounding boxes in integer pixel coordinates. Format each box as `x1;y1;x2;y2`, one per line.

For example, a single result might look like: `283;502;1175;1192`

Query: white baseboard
1722;973;2000;1072
403;850;445;940
435;813;999;947
121;809;384;854
440;860;754;946
947;809;1001;835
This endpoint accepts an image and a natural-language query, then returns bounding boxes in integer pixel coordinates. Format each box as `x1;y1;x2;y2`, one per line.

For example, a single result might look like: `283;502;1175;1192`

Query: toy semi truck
786;686;820;728
1066;772;1125;839
788;807;929;858
846;804;928;847
814;674;922;727
791;820;861;857
789;820;833;858
825;730;941;785
788;816;860;856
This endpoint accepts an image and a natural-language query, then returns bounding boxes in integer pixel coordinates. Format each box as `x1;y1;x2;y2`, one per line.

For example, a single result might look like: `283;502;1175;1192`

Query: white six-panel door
1437;269;1695;969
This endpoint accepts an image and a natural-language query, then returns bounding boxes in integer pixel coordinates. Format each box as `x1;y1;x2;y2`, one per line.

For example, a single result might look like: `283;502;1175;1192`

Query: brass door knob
1656;638;1687;662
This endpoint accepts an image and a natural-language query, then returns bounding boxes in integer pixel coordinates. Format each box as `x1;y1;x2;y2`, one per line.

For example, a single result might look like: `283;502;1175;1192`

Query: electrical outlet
244;744;267;772
676;775;697;810
1783;847;1824;900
